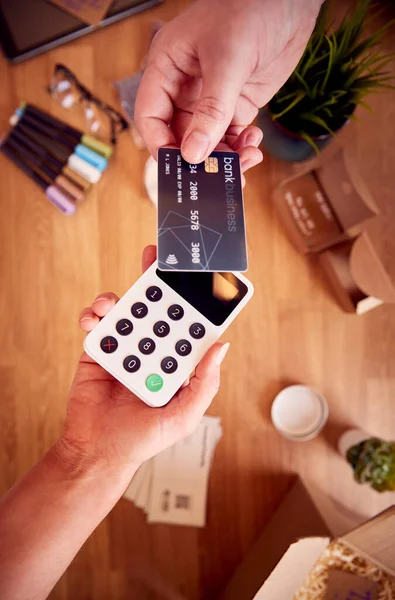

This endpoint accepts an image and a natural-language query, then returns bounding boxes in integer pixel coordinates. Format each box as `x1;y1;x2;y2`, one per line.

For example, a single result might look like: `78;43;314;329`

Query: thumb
181;55;249;164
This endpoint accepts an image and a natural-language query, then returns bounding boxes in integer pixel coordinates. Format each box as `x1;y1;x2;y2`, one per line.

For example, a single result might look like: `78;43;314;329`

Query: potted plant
339;430;395;492
260;0;395;162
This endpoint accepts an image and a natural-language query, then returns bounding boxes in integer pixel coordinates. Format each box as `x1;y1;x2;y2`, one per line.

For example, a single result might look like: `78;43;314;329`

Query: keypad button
161;356;178;374
146;374;163;392
153;320;170;338
123;355;141;373
146;285;163;302
168;304;184;321
131;302;148;318
116;318;133;336
100;336;118;353
175;339;192;357
138;337;156;355
189;323;206;339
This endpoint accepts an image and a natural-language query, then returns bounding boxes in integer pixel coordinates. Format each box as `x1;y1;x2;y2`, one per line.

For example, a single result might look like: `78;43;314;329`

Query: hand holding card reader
84;262;254;407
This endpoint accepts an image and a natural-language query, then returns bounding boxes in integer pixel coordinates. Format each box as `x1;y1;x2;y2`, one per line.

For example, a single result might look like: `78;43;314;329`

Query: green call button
146;374;163;392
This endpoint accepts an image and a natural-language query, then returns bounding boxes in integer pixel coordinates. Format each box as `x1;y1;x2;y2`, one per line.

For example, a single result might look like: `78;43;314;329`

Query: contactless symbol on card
157;148;247;272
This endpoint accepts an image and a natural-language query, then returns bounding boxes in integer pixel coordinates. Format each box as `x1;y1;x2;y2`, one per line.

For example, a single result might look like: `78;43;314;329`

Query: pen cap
68;154;101;184
55;174;85;204
63;165;92;191
46;185;76;215
81;134;113;159
75;144;108;171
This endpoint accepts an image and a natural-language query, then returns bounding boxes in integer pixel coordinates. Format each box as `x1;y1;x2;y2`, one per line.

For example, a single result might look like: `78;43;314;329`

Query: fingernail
94;295;109;302
80;315;93;322
245;131;263;147
216;342;230;366
182;131;210;163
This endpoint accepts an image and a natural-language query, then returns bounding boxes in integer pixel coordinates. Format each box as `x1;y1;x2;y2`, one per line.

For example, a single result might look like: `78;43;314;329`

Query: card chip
205;157;218;173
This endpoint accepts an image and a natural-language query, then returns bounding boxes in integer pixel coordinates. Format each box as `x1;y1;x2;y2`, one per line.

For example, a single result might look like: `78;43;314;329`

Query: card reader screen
156;270;248;326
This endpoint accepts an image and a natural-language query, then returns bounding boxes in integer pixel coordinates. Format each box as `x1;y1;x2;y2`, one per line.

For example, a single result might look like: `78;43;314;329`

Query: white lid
271;385;328;441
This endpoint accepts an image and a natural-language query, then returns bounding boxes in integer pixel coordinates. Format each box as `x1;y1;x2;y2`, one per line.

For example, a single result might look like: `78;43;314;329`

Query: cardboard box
274;149;378;254
274;150;395;314
220;478;395;600
219;478;331;600
318;233;395;313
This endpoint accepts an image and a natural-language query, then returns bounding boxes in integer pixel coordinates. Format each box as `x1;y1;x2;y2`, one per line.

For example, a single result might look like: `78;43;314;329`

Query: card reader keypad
98;283;206;394
84;262;253;408
131;302;148;318
100;336;118;353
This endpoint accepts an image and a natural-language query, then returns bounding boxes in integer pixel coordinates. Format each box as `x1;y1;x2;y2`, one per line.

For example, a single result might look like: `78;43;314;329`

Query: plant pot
338;429;370;459
258;107;334;162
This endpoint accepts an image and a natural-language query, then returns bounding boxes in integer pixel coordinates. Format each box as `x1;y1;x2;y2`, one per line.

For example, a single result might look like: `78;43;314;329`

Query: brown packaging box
274;149;378;255
274;150;395;314
219;478;331;600
220;477;395;600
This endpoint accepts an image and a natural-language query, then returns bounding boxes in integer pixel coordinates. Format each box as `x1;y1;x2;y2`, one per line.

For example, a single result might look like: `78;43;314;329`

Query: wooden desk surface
0;3;394;599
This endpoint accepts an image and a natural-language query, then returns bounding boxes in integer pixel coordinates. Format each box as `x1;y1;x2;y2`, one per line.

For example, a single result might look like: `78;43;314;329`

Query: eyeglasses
48;63;129;145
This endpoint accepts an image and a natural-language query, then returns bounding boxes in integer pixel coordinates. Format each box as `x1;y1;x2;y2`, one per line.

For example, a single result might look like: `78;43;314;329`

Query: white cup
271;385;329;441
144;155;157;206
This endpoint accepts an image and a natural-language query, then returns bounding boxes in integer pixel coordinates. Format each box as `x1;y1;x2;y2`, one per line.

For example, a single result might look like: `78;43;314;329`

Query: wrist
48;437;140;489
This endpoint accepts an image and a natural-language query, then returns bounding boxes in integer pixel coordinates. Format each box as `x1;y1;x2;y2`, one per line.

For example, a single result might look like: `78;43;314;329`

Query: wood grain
0;2;395;599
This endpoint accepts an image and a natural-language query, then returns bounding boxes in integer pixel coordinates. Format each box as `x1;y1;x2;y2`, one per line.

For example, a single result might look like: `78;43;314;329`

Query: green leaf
300;113;335;135
271;91;306;120
300;35;328;78
274;90;301;105
300;132;320;154
348;113;361;123
356;98;373;113
321;35;335;92
271;0;395;138
311;80;321;100
293;69;313;95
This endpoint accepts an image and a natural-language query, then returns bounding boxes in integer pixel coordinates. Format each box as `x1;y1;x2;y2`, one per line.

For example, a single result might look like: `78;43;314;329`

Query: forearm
0;440;137;600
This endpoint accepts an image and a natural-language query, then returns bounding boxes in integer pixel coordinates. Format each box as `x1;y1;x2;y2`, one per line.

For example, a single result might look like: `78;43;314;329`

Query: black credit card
157;148;247;271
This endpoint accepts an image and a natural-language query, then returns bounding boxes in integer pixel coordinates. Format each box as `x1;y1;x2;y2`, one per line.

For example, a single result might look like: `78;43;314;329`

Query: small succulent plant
347;437;395;492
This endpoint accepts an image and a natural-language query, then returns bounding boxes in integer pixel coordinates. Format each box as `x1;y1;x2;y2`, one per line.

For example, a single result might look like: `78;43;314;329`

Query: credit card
157;148;247;271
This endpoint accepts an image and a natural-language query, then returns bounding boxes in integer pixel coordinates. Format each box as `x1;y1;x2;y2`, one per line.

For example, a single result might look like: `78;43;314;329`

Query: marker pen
1;145;76;215
21;102;114;159
16;110;108;171
6;136;85;204
10;127;91;194
14;123;93;190
62;165;92;192
14;122;101;184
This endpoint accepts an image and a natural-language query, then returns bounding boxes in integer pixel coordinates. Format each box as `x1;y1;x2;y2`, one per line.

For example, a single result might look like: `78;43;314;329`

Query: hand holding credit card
158;148;248;272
